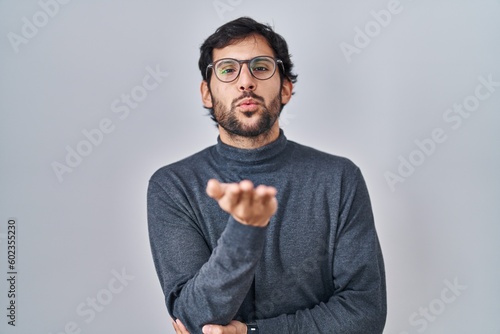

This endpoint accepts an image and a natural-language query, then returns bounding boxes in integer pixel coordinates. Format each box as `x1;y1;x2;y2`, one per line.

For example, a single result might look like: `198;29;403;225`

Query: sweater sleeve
256;168;387;333
147;179;267;334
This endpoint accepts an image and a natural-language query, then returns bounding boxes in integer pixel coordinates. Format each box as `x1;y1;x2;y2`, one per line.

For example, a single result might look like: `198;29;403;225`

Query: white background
1;0;499;333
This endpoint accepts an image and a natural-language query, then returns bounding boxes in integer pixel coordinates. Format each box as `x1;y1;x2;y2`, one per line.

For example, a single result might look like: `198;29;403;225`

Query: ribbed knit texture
148;130;386;333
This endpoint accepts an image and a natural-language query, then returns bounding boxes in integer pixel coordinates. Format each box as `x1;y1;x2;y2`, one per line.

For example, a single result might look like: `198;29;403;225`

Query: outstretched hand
206;179;277;227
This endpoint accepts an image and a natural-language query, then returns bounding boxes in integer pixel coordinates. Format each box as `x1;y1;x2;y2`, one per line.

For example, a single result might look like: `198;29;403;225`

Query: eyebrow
217;59;237;64
213;55;275;63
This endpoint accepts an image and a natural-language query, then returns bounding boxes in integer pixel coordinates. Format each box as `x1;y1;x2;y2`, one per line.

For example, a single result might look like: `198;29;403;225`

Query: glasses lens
249;57;276;80
214;59;240;82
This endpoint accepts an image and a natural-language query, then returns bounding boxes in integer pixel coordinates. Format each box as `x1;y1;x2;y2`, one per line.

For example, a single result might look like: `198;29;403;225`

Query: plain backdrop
1;0;499;333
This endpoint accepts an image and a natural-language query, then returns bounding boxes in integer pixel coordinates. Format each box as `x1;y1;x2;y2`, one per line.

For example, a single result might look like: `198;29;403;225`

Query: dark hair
199;17;298;85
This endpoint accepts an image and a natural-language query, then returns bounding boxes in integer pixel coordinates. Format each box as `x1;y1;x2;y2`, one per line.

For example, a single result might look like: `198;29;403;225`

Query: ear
200;80;213;108
280;79;293;105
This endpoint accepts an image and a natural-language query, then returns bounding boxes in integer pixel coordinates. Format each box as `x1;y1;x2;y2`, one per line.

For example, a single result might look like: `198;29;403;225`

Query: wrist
234;216;270;227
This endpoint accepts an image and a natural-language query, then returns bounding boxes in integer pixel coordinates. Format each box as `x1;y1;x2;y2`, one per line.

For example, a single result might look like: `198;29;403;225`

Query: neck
218;123;280;149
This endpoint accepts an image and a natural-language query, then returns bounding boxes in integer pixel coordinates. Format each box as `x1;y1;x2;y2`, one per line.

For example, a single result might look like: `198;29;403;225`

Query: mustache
231;91;265;107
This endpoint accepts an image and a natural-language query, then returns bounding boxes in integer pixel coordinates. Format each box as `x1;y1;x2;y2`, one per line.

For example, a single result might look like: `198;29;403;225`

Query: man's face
201;34;292;138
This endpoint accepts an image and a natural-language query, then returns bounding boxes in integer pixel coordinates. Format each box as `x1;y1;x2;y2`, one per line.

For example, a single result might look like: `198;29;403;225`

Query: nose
237;63;256;91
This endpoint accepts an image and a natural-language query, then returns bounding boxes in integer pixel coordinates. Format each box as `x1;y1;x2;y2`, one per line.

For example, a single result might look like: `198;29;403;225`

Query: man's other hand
172;318;190;334
202;321;247;334
172;318;247;334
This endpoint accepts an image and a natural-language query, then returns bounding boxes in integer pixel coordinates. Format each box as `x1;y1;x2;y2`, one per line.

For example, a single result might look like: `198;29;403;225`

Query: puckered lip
237;98;259;106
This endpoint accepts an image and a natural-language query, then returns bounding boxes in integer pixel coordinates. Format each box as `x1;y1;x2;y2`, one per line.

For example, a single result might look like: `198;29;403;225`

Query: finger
229;320;247;333
255;185;278;216
202;324;227;334
255;184;277;198
239;179;254;191
206;179;224;199
218;183;241;212
175;319;190;334
265;195;278;216
202;324;216;334
172;320;180;334
255;185;277;205
238;180;254;207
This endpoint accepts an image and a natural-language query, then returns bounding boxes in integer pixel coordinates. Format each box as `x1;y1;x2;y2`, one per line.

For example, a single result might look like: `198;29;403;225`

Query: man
148;17;386;334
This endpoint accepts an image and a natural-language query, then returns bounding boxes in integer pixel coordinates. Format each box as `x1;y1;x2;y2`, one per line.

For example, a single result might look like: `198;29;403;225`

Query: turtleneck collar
213;129;289;167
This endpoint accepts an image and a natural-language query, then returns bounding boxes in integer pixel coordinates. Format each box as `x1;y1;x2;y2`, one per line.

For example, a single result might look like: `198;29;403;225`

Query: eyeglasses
206;56;284;83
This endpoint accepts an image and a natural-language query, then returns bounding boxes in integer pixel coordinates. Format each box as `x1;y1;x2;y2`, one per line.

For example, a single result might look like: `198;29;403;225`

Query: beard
211;91;282;138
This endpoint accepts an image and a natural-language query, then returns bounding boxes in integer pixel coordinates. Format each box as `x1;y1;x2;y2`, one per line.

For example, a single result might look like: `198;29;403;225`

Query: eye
219;67;236;74
252;66;269;72
216;60;238;76
251;62;271;72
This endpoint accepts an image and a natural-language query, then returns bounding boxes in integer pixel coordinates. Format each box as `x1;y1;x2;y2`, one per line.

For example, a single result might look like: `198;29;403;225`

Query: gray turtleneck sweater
148;131;386;333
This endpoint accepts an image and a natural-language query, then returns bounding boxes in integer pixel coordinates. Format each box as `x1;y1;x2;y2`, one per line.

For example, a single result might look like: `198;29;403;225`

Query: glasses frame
206;56;284;83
